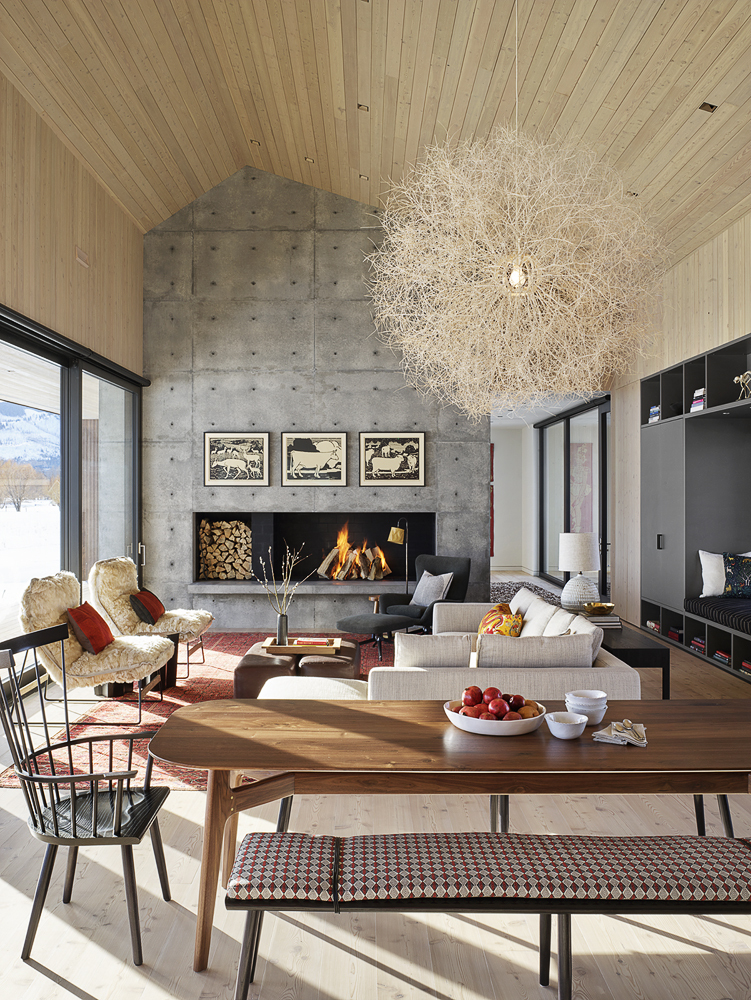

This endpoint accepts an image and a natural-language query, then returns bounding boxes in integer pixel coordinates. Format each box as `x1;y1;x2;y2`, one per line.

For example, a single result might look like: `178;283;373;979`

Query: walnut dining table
148;698;751;971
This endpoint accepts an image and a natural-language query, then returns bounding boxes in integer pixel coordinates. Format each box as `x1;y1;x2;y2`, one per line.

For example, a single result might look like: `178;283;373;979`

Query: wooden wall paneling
431;0;473;147
610;377;641;625
0;70;142;373
443;0;496;142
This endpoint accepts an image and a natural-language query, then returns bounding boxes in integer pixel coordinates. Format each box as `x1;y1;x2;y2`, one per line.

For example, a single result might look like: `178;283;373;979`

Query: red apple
459;704;484;718
487;697;511;717
462;685;483;707
482;686;502;705
507;694;525;711
479;712;497;721
501;693;513;702
503;711;522;721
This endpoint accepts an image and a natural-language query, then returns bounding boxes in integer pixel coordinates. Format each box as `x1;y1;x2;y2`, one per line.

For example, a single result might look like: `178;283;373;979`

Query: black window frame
535;396;611;597
0;302;148;584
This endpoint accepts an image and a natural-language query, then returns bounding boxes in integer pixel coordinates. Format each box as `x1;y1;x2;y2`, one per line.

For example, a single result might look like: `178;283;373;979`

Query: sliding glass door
0;307;145;640
81;373;136;583
537;398;611;597
0;341;61;638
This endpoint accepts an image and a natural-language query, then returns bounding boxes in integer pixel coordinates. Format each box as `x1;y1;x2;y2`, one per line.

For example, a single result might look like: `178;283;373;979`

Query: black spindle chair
0;627;171;965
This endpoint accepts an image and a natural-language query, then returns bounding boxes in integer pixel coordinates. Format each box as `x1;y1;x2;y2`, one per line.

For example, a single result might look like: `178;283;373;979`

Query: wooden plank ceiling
0;0;749;263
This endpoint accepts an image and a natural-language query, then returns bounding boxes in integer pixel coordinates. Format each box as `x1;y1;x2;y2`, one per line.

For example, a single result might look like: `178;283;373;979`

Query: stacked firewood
198;518;252;579
317;543;392;581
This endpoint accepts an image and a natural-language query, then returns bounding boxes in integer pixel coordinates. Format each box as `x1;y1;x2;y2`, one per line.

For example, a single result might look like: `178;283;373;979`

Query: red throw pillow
67;602;114;654
129;589;165;625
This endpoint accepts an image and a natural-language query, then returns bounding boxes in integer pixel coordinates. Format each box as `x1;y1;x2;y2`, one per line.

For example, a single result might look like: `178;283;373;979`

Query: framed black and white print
204;432;269;486
281;432;347;486
359;432;425;486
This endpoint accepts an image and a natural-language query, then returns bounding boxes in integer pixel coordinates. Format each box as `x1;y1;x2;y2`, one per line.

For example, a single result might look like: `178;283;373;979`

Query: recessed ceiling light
627;191;639;198
304;156;315;163
358;104;369;112
250;138;261;146
75;246;89;267
359;174;369;180
699;102;717;113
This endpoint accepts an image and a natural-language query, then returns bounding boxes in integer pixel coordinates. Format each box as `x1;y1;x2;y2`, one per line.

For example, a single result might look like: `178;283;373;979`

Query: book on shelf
646;619;660;632
648;404;660;423
587;615;621;624
713;650;730;663
742;659;751;670
690;387;706;412
667;627;683;642
739;663;751;677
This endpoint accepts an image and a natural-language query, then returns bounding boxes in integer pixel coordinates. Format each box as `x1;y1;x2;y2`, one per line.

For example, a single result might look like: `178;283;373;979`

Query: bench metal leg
717;794;735;838
235;911;259;1000
539;913;551;986
489;794;510;833
693;794;706;836
246;795;294;985
557;913;572;1000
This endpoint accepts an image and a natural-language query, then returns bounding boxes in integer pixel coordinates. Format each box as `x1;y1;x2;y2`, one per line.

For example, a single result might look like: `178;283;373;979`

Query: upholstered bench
226;830;751;1000
233;640;361;698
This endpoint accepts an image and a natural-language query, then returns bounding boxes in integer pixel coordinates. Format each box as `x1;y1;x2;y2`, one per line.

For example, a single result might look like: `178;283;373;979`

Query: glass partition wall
0;308;144;640
537;398;611;598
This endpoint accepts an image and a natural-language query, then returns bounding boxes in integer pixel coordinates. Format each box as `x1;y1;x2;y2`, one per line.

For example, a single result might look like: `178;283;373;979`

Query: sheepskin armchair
20;571;175;690
88;556;213;644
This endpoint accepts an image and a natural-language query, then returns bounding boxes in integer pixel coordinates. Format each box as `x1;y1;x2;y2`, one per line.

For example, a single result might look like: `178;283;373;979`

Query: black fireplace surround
195;511;436;582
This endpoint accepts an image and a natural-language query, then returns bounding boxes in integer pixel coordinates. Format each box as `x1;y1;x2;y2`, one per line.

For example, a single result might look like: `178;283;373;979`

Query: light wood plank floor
3;623;751;999
2;788;751;999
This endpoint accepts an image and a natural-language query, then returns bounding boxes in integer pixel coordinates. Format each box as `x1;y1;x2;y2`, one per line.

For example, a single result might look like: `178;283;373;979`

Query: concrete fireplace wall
142;166;489;630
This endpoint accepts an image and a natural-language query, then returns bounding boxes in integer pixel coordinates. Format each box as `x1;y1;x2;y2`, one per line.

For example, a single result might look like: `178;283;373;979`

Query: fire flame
324;521;391;580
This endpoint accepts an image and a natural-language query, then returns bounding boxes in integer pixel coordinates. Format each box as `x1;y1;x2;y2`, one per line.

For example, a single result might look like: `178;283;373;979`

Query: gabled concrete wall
141;166;489;629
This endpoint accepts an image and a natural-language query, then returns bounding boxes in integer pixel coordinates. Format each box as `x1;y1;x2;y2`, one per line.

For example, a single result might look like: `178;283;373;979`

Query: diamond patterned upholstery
227;832;337;903
338;832;751;903
227;830;751;907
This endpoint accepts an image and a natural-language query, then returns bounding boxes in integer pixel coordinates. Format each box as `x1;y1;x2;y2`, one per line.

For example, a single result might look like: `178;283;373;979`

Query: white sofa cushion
519;597;558;636
542;608;577;635
508;586;544;616
394;632;471;669
476;632;593;668
259;676;368;699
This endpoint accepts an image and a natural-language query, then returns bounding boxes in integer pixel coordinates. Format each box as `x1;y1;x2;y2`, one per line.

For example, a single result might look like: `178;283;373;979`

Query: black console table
600;623;671;699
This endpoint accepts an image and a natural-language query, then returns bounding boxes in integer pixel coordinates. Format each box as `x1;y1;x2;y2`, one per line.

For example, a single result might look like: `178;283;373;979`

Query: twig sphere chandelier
368;126;668;420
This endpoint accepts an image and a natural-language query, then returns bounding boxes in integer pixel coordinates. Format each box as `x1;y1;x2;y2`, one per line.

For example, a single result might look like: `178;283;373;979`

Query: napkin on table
593;722;647;746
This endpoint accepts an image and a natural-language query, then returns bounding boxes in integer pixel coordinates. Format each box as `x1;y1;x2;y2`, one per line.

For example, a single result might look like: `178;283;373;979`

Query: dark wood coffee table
150;697;751;970
600;622;671;699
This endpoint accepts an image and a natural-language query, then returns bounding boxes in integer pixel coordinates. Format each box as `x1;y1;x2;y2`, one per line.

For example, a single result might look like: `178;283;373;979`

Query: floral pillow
478;602;523;637
723;553;751;598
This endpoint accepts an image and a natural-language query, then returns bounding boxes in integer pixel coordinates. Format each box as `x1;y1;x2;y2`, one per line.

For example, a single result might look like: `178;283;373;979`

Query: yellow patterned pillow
478;603;523;637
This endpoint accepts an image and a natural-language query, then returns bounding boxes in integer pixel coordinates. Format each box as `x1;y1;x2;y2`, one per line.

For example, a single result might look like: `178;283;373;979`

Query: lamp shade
558;532;600;573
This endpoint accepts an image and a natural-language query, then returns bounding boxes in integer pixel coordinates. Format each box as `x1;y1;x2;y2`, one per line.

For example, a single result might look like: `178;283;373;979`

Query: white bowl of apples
444;685;546;736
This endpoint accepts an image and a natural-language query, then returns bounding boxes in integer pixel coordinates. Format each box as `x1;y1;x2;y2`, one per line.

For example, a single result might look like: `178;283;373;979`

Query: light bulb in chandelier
503;255;534;294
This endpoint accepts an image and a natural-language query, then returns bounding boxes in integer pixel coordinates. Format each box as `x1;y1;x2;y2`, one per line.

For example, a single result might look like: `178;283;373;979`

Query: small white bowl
565;701;607;726
564;689;608;706
545;711;588;740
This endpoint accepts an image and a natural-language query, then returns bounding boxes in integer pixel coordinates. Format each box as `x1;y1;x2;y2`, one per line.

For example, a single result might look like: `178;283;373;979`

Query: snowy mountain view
0;400;60;475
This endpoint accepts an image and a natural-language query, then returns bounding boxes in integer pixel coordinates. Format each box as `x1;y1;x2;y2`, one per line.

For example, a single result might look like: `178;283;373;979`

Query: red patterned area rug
0;632;388;792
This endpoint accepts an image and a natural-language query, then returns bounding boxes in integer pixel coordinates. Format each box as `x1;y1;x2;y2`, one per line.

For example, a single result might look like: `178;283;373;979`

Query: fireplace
194;511;436;583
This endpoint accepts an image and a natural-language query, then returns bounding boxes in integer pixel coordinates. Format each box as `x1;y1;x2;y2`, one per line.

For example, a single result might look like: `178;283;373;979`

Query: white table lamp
558;532;600;609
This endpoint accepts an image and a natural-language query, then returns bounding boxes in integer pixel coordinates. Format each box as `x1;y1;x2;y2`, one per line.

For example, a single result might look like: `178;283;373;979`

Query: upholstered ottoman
233;640;361;699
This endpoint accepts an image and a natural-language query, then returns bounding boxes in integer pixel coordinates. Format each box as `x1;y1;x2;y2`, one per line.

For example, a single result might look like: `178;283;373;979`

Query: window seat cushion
684;596;751;634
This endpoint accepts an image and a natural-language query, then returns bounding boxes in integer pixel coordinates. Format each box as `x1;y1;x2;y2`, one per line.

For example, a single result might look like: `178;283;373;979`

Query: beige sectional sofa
367;587;641;702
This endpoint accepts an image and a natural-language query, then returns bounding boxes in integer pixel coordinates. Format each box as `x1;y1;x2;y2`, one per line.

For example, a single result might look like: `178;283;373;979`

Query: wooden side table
600;623;671;699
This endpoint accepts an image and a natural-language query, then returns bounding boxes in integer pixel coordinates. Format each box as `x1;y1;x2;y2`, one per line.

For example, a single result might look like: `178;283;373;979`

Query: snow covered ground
0;500;60;639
